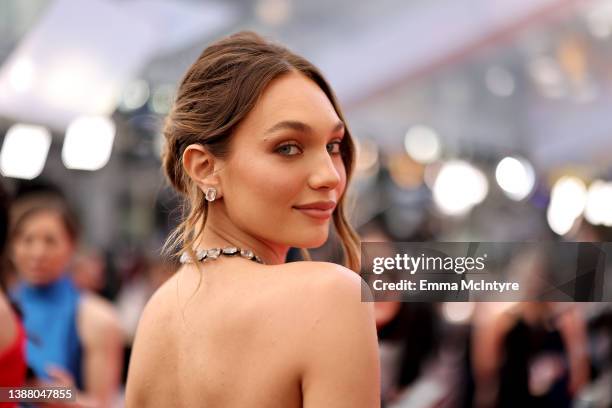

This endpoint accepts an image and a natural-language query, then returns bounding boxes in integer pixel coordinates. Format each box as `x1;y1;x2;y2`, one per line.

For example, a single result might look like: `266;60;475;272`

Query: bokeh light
0;124;51;179
62;116;116;171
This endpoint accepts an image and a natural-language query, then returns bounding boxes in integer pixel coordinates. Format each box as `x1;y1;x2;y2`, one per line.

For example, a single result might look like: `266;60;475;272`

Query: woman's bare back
126;259;380;408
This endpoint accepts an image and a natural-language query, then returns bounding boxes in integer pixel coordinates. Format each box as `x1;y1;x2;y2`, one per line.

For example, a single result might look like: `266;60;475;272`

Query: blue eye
276;144;302;156
326;141;342;155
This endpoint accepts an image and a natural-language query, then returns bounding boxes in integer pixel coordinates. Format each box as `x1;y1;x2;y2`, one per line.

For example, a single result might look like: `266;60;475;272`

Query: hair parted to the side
161;31;361;272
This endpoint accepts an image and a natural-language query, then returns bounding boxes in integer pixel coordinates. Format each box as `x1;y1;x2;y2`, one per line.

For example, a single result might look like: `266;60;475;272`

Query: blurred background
1;0;612;407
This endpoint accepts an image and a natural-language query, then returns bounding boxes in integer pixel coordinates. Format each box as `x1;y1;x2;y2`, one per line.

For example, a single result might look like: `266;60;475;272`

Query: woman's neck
194;211;289;265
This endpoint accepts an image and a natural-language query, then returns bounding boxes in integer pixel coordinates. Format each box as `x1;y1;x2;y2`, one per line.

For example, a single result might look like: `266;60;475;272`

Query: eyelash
275;140;343;157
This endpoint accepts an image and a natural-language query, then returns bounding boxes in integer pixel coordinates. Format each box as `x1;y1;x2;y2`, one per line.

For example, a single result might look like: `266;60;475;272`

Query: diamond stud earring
205;187;217;202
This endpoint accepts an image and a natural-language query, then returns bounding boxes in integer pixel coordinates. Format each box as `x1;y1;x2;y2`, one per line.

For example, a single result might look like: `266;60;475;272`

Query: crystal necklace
179;247;264;264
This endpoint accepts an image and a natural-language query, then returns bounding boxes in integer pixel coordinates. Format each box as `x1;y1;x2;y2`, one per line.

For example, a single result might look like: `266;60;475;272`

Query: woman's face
11;210;75;285
219;71;347;249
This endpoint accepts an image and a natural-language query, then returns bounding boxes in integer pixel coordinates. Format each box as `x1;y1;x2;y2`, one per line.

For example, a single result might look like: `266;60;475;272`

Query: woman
126;31;380;407
471;249;590;407
9;194;123;407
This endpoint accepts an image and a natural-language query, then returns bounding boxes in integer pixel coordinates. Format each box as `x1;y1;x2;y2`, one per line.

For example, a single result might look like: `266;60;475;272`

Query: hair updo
162;31;360;271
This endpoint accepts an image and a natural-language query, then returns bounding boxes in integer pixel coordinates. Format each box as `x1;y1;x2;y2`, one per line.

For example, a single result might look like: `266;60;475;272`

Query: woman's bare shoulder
137;272;181;327
275;261;363;289
135;261;368;336
251;261;368;307
126;274;180;397
125;275;178;406
272;261;373;326
277;262;380;406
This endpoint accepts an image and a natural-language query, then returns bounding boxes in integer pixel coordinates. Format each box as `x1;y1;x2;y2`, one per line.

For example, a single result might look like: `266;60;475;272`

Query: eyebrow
263;120;345;136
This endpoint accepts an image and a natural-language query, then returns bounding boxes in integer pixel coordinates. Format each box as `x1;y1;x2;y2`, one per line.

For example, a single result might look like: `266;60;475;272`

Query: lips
293;200;336;220
293;201;336;211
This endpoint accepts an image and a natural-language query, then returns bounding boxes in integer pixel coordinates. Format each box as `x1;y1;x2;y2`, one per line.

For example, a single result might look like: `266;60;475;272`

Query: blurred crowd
0;182;176;407
362;213;612;408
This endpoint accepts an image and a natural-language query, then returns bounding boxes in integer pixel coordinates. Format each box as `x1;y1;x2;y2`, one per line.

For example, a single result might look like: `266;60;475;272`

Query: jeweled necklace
179;247;264;264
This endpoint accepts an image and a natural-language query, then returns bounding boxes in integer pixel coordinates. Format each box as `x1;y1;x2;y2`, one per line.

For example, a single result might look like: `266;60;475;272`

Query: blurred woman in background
8;193;123;406
471;248;590;408
126;31;379;407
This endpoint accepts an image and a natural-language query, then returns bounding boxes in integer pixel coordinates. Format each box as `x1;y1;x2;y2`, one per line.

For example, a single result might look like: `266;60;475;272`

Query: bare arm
471;304;514;408
558;306;590;396
300;265;380;408
0;289;17;351
76;294;124;406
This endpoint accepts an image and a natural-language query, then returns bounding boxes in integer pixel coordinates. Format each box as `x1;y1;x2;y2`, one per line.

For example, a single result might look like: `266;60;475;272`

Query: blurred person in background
0;183;26;407
360;216;443;407
568;218;612;406
471;248;590;408
70;247;107;294
8;193;124;407
126;31;380;407
376;301;441;407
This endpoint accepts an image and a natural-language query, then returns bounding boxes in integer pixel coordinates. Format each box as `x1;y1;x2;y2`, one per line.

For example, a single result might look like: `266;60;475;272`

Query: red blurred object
0;313;26;408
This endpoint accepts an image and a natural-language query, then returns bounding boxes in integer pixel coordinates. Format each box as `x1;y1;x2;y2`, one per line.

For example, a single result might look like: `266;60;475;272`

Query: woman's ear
182;144;222;197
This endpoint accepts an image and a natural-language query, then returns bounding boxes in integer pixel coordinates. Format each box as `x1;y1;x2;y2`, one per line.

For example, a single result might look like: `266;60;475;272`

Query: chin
24;271;61;286
25;276;53;286
293;229;329;249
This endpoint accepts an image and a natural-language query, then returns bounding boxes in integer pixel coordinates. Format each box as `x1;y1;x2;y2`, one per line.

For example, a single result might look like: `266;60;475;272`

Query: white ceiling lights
0;0;236;130
0;0;156;130
0;124;51;179
7;57;35;94
62;116;116;171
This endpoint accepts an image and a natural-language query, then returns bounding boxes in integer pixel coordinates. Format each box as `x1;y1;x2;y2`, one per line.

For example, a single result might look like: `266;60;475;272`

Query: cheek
12;242;27;266
228;158;303;208
223;157;310;241
52;242;73;264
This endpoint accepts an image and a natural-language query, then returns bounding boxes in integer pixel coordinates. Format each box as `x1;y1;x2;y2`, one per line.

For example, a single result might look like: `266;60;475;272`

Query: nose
307;151;342;191
30;240;47;261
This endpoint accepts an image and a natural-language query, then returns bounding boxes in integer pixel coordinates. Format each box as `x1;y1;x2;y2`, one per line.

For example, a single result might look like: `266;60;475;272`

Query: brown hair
162;31;360;271
9;194;79;244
